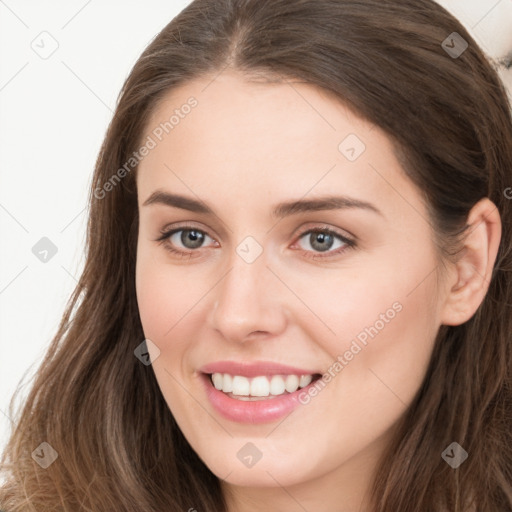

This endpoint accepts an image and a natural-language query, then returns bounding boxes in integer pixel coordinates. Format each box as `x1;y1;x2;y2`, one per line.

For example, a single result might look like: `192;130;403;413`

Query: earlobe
440;198;502;326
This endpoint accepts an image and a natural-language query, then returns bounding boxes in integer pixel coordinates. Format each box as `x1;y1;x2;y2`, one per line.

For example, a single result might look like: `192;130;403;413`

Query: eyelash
155;223;357;260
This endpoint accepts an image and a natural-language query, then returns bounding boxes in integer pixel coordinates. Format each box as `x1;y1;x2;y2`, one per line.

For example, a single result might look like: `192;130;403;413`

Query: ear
440;197;502;326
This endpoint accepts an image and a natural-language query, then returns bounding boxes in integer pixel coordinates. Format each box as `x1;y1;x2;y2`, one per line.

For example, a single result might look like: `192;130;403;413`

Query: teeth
210;373;315;398
212;373;223;390
299;375;313;388
232;376;250;396
285;374;300;393
270;375;285;395
222;373;233;393
251;376;269;397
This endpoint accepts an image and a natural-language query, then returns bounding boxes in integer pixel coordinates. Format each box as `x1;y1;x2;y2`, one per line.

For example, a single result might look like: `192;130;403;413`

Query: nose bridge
210;238;286;341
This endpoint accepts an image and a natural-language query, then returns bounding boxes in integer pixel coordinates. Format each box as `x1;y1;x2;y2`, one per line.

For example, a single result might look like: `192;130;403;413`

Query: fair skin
135;71;501;512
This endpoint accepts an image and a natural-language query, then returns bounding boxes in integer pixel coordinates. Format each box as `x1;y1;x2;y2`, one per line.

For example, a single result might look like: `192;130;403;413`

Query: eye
155;224;356;260
293;227;356;258
156;225;217;256
169;228;213;250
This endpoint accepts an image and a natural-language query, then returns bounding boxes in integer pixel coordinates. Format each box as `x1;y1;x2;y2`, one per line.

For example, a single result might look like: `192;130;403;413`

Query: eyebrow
142;190;384;218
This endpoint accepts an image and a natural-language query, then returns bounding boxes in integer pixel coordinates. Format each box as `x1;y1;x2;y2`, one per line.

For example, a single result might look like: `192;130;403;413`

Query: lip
199;360;319;378
198;361;322;424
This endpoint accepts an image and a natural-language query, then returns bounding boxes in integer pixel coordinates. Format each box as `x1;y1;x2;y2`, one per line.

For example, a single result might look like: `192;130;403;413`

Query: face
135;71;448;495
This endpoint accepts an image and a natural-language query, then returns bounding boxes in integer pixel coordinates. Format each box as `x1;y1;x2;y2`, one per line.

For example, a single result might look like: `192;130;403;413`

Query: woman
1;0;511;510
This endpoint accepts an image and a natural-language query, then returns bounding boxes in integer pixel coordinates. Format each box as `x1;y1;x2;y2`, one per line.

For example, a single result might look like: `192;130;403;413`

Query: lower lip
201;373;317;424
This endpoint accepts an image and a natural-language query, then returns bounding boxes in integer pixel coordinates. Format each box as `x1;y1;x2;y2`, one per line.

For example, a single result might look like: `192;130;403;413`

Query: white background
1;0;511;454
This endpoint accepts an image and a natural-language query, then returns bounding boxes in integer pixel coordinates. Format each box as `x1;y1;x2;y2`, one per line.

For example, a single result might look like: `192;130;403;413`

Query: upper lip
199;360;320;378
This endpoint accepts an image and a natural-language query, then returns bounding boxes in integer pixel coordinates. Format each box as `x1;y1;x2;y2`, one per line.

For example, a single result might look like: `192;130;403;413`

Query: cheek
289;248;440;402
327;271;438;414
283;253;437;350
135;248;204;411
135;244;205;342
135;258;172;340
286;269;439;467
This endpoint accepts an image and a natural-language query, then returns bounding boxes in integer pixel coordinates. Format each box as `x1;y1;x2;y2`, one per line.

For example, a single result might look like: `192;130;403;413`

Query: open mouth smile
199;361;323;423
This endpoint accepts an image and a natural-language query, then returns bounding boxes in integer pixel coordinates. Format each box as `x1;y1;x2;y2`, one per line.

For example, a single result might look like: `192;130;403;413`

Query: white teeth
222;373;233;393
250;376;270;397
299;375;313;388
210;372;315;398
285;374;300;393
232;376;250;396
270;375;286;395
212;373;223;390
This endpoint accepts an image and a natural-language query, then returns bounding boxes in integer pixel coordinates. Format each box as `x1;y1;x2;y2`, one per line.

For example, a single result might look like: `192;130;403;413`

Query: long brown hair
1;0;512;510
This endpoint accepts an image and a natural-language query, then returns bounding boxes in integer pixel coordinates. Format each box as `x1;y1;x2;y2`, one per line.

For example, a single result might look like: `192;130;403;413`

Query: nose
208;249;288;343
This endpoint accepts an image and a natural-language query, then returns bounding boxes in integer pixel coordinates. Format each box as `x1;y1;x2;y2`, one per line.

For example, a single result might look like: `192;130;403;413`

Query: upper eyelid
294;223;354;240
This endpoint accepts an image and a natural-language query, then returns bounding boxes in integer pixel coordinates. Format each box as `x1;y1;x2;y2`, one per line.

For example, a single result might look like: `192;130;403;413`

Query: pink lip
198;361;321;424
199;360;318;378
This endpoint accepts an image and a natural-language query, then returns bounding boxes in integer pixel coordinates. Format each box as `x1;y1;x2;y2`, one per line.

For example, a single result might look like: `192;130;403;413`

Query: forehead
143;70;376;157
136;71;422;222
